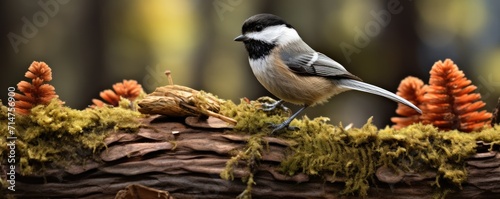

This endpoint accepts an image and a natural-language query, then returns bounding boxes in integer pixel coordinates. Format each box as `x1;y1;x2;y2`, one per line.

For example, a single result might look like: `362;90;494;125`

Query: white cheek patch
245;25;301;45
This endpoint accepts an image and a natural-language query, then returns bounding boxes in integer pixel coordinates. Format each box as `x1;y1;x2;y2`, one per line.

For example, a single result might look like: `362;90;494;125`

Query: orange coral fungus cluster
15;61;60;115
392;59;492;132
391;77;426;130
92;80;143;107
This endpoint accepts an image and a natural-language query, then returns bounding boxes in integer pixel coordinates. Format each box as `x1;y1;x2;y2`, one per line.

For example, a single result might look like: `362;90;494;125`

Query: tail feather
336;79;422;114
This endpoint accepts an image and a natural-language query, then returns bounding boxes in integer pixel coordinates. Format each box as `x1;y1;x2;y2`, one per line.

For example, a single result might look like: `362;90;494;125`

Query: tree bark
11;116;500;199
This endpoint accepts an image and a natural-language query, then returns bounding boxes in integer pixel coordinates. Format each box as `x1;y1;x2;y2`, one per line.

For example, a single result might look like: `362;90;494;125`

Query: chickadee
234;13;422;133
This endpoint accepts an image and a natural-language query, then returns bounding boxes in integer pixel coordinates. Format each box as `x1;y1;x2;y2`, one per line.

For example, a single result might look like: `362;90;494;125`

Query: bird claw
268;122;299;134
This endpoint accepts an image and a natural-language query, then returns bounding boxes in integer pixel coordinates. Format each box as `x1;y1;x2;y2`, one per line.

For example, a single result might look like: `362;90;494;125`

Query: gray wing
281;51;362;81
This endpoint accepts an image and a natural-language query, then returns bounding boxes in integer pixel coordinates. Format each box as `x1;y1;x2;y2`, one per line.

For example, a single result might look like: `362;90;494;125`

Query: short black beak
234;35;248;42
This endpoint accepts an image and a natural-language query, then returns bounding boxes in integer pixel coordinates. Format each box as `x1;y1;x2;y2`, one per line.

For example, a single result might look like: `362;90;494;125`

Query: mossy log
12;116;500;199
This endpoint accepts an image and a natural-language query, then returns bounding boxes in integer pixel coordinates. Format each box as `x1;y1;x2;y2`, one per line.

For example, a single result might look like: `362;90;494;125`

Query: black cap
241;13;293;34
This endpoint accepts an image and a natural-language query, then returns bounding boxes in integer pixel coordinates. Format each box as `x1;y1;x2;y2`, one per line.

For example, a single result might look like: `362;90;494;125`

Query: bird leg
270;106;308;134
261;99;289;112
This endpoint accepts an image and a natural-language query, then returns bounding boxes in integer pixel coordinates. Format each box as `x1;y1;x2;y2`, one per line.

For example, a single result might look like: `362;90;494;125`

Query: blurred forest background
1;0;500;128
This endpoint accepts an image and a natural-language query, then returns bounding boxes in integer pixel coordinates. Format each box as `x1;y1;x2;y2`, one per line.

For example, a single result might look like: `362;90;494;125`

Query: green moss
219;97;500;197
118;90;147;111
220;133;265;199
379;125;480;188
1;93;499;197
281;118;378;196
192;90;222;115
0;99;142;175
220;97;289;198
220;97;291;134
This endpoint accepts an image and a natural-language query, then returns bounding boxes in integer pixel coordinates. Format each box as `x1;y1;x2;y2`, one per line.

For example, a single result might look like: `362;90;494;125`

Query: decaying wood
115;184;174;199
12;116;500;199
137;84;236;126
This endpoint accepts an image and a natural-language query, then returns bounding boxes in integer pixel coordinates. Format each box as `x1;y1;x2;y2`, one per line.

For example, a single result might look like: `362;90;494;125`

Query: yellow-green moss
192;90;222;115
1;94;499;197
219;97;289;198
220;97;292;134
117;90;147;111
220;132;265;199
0;99;142;176
280;118;379;196
219;97;500;197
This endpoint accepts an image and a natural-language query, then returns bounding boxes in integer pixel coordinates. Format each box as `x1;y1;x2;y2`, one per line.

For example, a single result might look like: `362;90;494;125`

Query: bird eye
255;25;263;31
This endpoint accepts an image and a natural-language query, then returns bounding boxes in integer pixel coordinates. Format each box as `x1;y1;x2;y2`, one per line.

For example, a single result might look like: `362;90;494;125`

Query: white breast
247;55;347;106
249;57;272;77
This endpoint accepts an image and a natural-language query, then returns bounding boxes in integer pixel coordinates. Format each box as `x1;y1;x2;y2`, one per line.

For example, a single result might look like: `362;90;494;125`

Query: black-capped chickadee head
234;13;306;60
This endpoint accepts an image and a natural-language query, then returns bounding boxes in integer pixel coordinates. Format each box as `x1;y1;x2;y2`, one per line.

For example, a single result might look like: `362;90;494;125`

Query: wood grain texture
11;116;500;199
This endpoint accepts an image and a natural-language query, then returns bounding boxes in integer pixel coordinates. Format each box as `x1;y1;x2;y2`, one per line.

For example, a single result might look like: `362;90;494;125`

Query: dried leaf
138;84;236;125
